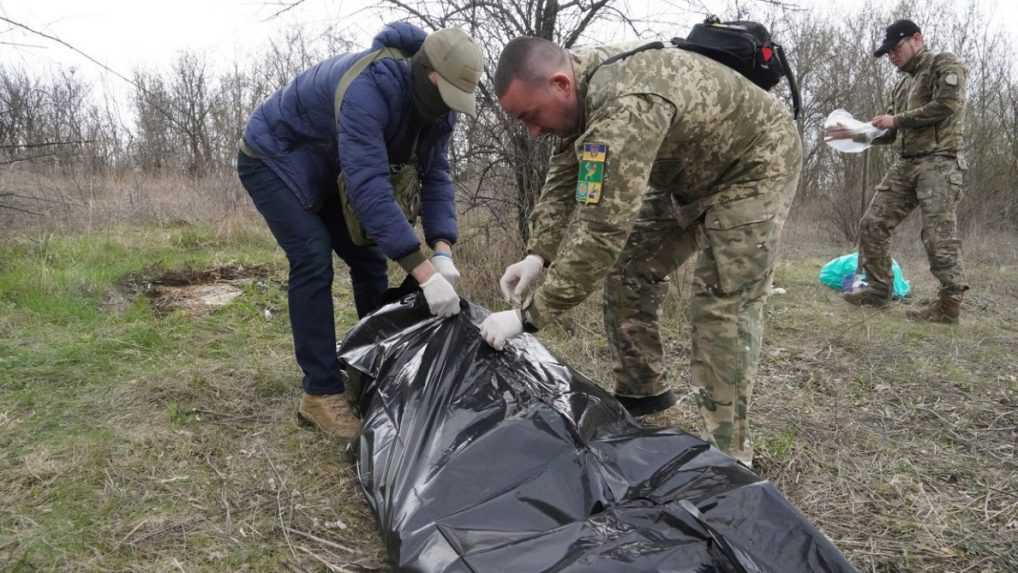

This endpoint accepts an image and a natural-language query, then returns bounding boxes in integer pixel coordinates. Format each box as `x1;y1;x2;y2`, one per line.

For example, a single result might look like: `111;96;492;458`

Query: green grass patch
2;221;1016;571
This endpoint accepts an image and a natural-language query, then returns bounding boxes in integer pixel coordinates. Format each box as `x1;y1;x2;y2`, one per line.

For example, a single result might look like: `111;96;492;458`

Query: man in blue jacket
237;23;482;439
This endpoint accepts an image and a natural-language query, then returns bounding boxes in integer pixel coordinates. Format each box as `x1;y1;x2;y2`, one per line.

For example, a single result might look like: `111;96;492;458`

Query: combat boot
616;390;677;418
842;285;891;308
297;392;360;440
906;291;962;324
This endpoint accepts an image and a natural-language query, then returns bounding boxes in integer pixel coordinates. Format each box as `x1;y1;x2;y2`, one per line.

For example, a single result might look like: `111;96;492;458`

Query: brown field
1;174;1016;572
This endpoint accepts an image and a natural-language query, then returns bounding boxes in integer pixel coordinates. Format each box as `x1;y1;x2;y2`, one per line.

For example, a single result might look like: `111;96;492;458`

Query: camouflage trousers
858;155;967;296
604;163;799;465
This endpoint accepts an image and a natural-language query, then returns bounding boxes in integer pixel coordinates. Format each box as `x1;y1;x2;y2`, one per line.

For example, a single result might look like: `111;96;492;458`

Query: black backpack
671;16;801;119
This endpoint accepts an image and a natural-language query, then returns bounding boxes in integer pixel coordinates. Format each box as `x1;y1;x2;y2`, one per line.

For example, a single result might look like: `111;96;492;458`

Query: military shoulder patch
944;73;958;86
576;142;607;205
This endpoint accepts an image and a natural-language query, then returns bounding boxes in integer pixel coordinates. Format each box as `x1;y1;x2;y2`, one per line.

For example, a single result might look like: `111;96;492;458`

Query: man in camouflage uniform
826;19;968;322
478;37;802;466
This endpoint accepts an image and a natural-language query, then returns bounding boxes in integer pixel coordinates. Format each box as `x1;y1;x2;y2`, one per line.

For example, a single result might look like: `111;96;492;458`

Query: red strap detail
761;46;773;62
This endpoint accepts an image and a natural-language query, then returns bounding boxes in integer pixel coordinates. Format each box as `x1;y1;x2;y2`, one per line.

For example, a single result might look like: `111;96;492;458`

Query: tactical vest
334;48;423;247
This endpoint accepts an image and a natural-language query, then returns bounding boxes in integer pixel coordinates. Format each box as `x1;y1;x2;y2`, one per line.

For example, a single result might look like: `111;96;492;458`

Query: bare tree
3;2;1017;237
132;70;174;174
169;52;215;178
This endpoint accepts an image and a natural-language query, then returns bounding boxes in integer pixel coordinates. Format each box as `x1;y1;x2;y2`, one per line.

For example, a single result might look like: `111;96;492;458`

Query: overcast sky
2;0;1016;95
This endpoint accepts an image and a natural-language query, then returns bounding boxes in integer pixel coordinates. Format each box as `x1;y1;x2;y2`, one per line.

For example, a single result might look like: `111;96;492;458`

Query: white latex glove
480;310;524;351
430;254;461;286
419;273;461;317
499;255;545;305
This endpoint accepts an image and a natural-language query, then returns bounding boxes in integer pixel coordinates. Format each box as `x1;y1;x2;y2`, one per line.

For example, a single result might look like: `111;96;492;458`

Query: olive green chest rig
334;47;423;247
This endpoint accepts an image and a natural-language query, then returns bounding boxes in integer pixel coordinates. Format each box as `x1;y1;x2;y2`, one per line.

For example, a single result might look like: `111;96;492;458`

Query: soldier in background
479;36;802;467
826;19;969;323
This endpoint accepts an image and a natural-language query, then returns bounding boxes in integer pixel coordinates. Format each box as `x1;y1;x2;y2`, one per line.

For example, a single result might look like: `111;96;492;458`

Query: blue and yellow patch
576;142;607;205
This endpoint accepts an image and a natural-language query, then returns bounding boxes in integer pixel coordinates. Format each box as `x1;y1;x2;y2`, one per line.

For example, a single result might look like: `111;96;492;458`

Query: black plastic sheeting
338;297;859;573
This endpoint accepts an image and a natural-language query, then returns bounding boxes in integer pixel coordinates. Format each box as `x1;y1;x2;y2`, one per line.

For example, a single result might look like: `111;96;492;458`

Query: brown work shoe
906;294;961;324
297;392;360;439
843;286;890;308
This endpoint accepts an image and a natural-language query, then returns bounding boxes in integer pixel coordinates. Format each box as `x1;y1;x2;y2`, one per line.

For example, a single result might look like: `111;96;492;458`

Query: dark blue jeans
237;152;388;394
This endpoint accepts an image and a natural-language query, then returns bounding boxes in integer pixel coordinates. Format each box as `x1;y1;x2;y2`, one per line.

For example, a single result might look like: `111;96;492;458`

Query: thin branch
284;527;357;554
262;0;311;21
562;0;613;48
0;16;137;92
0;140;94;150
0;15;193;140
0;192;78;205
0;40;48;48
0;153;57;165
383;1;443;30
0;204;44;216
262;447;299;561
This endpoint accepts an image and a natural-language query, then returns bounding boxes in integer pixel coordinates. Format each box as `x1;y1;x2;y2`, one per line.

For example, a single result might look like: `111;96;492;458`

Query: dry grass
536;210;1018;573
1;174;1017;571
0;168;246;233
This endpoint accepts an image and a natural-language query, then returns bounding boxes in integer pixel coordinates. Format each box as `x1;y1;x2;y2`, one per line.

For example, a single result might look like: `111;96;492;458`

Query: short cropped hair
494;37;568;97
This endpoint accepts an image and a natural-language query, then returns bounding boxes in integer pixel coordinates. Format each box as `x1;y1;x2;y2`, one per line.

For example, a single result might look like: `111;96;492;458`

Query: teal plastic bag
818;252;910;298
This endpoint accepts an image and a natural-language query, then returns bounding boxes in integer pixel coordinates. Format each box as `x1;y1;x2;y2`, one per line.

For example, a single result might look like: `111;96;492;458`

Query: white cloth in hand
479;309;524;351
420;273;461;317
431;255;461;286
823;109;887;153
499;255;545;305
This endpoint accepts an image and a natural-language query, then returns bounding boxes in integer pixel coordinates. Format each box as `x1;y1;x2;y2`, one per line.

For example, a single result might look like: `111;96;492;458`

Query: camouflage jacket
872;48;967;157
523;44;798;329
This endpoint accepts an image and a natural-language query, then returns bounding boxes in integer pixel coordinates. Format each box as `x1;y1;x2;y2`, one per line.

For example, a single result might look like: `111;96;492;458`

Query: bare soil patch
113;264;277;316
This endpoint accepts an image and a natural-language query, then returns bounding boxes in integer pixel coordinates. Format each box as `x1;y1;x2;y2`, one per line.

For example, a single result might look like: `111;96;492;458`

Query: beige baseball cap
422;28;482;117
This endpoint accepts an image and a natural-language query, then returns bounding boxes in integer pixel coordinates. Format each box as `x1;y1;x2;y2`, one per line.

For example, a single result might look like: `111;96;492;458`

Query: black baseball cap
874;19;922;57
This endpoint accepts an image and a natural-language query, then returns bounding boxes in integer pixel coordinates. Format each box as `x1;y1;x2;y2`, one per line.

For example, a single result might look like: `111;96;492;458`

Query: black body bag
672;15;802;118
338;296;859;572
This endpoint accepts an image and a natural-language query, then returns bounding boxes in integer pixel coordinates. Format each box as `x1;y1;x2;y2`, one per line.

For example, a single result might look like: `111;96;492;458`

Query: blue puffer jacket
242;22;457;265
